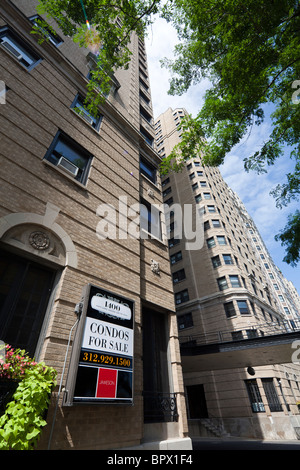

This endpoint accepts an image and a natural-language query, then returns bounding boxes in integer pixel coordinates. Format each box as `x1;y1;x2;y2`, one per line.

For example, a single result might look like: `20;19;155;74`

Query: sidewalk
192;436;300;450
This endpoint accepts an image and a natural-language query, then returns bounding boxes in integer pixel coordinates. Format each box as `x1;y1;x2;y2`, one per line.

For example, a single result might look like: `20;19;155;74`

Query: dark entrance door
0;250;56;357
142;308;172;422
186;384;208;418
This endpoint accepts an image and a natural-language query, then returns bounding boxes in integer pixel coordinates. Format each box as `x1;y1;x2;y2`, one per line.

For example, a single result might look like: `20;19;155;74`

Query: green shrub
0;345;57;450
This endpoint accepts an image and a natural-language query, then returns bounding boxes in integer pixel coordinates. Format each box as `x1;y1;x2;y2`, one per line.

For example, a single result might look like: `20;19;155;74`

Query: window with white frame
29;15;63;47
140;198;162;240
229;275;241;288
71;94;102;130
43;130;92;184
217;276;228;291
0;26;41;70
237;300;250;315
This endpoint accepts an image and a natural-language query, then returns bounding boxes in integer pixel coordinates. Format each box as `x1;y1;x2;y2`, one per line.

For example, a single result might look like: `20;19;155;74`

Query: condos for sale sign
64;284;134;405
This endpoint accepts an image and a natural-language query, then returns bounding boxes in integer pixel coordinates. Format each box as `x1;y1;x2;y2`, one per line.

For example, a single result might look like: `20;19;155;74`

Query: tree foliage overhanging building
36;0;300;266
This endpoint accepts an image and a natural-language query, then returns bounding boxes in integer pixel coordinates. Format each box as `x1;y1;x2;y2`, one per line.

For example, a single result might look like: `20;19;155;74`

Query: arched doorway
0;203;78;358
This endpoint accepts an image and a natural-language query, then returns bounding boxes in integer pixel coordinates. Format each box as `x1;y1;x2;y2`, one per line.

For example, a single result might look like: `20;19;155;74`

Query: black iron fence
143;391;178;423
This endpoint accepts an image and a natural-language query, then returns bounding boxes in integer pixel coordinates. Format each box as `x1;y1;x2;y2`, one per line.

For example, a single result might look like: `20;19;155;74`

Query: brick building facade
0;0;191;450
157;107;300;441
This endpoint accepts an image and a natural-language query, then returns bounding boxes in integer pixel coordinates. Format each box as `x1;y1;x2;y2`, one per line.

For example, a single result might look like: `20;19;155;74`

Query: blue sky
145;17;300;294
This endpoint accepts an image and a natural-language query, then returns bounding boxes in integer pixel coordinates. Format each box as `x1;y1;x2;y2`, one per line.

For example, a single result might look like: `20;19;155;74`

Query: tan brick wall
0;2;189;450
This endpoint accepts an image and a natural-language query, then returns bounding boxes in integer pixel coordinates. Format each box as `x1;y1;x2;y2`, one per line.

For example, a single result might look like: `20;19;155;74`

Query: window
195;194;202;203
139;77;149;90
237;300;250;315
140;89;150;105
207;205;216;213
246;329;257;338
87;69;111;97
172;268;186;284
223;254;233;265
252;282;257;295
229;275;241;288
162;177;170;187
200;181;207;187
224;301;236;318
140;157;156;184
177;313;193;330
217;276;228;291
163;186;172;197
203;193;211;199
140;105;152;123
217;235;227;245
29;15;63;47
192;182;198;191
212;219;221;227
262;379;283;412
207;237;215;248
204;221;210;231
140;126;153;146
232;330;245;341
71;95;102;130
140;198;162;239
278;294;284;302
245;379;265;413
189;173;195;180
168;237;180;248
170;251;182;265
211;255;221;268
43;131;92;184
175;289;189;305
165;197;173;206
0;27;41;70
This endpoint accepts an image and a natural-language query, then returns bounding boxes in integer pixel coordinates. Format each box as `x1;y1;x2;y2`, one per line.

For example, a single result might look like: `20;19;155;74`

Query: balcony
179;320;300;371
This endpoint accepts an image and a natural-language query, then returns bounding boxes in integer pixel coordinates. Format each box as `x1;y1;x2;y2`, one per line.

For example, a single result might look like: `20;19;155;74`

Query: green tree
35;0;300;264
35;0;162;111
161;0;300;265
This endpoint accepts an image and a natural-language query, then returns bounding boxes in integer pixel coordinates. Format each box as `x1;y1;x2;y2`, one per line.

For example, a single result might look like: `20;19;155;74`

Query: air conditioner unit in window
1;40;23;60
57;156;79;176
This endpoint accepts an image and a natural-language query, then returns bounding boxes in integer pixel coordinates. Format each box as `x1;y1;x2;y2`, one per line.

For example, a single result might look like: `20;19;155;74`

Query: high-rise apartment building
0;0;192;450
157;106;300;440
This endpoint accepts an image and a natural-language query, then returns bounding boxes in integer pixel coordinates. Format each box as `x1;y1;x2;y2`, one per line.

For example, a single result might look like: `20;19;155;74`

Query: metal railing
143;391;178;423
179;319;300;349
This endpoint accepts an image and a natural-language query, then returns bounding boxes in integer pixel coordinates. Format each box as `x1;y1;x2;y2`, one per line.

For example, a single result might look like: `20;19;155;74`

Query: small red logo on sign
96;368;117;398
